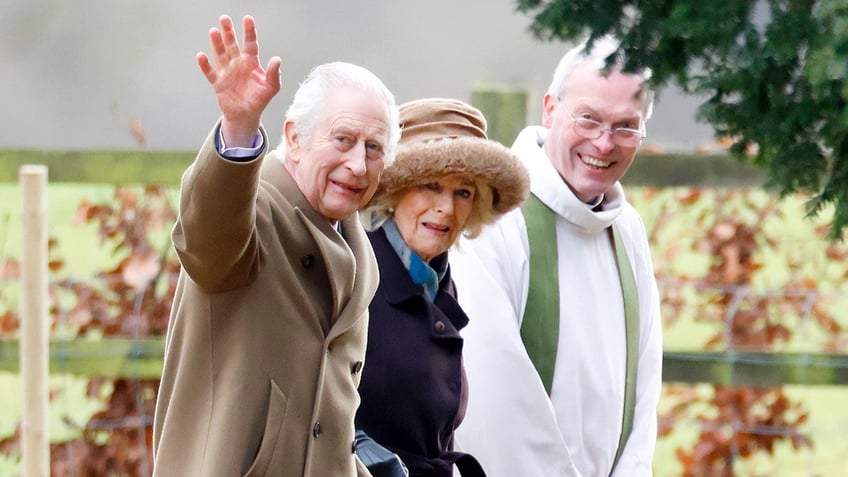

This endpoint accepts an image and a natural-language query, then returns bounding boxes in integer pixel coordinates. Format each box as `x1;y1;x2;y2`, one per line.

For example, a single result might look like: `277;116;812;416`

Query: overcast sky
1;0;715;152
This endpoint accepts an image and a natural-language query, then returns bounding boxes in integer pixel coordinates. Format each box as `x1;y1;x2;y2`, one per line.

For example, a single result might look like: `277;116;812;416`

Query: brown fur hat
364;98;530;237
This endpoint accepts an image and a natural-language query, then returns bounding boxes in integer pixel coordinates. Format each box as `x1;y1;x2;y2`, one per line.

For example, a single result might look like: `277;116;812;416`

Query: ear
541;93;558;129
284;120;300;162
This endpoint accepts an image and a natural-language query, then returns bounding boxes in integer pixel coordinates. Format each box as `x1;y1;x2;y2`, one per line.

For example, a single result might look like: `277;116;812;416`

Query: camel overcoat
152;124;377;477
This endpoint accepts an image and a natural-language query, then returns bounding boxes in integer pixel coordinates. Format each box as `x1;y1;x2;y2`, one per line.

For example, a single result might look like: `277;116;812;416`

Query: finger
208;28;228;69
218;14;234;36
219;15;241;60
196;52;217;85
266;56;282;92
241;15;258;57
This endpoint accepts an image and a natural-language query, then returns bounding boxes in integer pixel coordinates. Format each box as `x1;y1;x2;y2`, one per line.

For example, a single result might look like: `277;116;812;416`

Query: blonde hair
360;176;495;241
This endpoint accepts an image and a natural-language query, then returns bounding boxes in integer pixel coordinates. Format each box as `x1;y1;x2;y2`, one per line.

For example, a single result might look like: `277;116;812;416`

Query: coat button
312;421;322;438
434;321;446;332
351;361;363;374
301;254;315;268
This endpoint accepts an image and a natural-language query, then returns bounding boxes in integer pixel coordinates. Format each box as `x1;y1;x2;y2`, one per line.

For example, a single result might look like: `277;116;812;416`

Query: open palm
197;15;281;142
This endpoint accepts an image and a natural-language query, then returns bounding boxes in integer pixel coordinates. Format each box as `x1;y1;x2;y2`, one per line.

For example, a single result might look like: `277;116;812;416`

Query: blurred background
3;1;848;476
0;0;714;152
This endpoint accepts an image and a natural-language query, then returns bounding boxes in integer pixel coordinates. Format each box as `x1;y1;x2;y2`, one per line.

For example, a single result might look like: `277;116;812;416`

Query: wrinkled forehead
319;87;391;139
325;115;388;139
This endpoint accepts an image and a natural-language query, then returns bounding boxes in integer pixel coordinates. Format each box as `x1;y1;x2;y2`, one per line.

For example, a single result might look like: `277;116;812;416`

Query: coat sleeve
171;121;267;292
611;210;663;477
450;210;583;477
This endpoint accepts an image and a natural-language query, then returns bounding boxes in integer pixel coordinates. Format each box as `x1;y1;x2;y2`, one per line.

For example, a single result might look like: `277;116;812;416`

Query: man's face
285;86;390;222
541;65;648;203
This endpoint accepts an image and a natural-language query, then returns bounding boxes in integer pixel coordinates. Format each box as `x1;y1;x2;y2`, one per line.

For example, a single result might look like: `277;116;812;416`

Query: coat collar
368;228;469;338
512;126;627;235
261;149;379;339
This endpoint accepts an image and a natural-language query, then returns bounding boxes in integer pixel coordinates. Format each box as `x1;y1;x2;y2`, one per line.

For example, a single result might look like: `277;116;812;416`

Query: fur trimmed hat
364;98;530;236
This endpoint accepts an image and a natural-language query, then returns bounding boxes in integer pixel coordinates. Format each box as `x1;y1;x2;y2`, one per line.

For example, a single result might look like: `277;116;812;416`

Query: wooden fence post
471;87;528;147
19;165;49;476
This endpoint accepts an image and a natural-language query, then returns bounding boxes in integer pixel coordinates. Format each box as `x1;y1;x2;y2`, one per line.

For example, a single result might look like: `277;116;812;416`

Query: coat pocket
243;380;289;477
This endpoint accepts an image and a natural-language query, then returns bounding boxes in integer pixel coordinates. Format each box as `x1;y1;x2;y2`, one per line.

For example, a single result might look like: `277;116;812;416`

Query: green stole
520;193;639;473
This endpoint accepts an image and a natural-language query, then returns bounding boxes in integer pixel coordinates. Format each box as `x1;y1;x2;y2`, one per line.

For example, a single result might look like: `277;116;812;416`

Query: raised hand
197;15;282;147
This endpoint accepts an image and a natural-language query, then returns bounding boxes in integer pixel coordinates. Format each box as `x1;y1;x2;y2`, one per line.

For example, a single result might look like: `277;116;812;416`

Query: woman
356;98;530;477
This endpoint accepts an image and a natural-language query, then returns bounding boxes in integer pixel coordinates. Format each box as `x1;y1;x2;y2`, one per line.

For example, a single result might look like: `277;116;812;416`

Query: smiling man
450;36;664;477
152;14;400;477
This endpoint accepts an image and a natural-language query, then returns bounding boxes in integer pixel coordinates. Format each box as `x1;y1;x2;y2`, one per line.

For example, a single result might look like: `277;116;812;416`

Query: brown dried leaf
0;259;20;280
122;254;161;291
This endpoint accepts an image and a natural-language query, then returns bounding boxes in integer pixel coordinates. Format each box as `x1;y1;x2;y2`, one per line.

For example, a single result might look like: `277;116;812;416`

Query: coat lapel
327;212;378;340
261;154;378;338
369;228;469;339
369;229;426;305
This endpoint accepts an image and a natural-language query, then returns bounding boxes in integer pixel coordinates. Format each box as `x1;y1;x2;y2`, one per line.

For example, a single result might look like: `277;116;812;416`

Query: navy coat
356;228;473;477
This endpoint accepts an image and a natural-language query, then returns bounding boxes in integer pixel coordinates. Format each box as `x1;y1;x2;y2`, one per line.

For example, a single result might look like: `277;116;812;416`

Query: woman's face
393;176;476;262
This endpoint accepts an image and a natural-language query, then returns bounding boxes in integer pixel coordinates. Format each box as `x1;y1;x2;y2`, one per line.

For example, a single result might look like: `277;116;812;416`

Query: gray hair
547;35;655;121
279;61;401;165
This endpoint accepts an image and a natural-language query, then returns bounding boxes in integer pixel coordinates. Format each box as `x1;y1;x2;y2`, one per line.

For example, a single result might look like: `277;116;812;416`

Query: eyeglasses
559;103;645;147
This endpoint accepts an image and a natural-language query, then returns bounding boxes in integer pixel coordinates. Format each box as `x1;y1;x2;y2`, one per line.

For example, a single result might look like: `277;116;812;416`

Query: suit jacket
153;123;378;477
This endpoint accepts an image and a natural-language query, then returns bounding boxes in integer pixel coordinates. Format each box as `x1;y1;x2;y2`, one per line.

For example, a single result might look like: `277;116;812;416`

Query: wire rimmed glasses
559;103;646;147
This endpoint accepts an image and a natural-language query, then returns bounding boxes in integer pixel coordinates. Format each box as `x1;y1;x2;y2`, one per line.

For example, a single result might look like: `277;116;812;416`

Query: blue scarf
382;219;447;302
